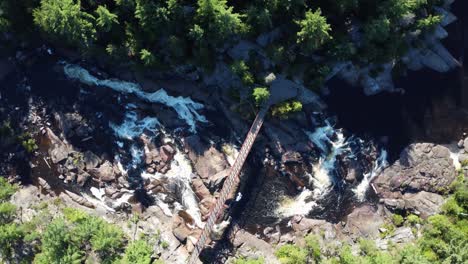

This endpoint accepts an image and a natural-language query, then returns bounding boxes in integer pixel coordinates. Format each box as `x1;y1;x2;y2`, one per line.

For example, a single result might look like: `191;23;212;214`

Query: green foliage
275;244;307;264
271;100;302;118
392;214;405;227
91;223;124;261
140;49;156;66
33;0;96;47
231;60;255;86
95;5;118;32
338;245;359;264
364;16;391;43
305;234;321;263
21;138;38;153
0;223;25;261
406;214;422;226
34;218;83;263
0;203;16;224
0;178;17;202
234;256;265;264
417;15;442;31
120;240;153;264
252;87;270;106
296;9;332;53
193;0;247;46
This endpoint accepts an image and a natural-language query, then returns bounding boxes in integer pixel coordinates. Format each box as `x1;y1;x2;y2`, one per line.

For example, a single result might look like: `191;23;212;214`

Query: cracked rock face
372;143;456;217
372;143;456;197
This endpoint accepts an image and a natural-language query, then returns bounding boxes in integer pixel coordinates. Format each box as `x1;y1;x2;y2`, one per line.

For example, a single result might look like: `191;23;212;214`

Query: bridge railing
187;107;268;264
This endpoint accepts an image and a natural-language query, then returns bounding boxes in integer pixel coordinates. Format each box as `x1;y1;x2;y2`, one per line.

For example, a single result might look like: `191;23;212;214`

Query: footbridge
188;77;298;263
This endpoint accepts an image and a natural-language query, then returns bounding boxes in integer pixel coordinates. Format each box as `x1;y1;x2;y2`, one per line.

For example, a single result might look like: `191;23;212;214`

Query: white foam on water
277;189;317;217
277;121;350;217
110;111;160;140
63;63;207;132
142;151;203;228
354;149;388;201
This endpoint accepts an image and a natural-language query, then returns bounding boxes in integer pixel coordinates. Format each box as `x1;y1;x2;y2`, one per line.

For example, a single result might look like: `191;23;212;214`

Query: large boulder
341;205;385;240
291;216;337;241
55;112;93;139
372;143;456;198
382;191;445;219
184;135;228;180
89;161;118;182
232;230;280;264
83;151;101;170
45;128;71;164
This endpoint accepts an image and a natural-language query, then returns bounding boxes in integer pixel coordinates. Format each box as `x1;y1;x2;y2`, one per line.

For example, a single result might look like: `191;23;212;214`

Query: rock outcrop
373;143;456;196
372;143;456;217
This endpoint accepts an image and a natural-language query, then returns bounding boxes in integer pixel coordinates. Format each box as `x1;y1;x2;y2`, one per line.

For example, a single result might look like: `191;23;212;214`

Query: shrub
234;256;265;264
34;218;83;263
91;222;125;261
417;15;442;32
392;214;404;227
305;234;321;262
0;223;24;260
271;100;302;118
275;244;307;264
406;214;422;226
358;238;377;256
120;240;153;264
0;203;16;224
231;60;254;86
252;87;270;106
0;178;17;202
140;49;156;66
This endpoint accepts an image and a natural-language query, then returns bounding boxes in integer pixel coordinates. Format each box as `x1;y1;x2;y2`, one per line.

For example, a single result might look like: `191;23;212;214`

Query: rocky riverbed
0;1;467;262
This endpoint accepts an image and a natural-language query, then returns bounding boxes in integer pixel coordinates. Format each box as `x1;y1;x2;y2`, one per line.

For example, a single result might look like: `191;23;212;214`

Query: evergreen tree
33;0;96;47
296;9;332;53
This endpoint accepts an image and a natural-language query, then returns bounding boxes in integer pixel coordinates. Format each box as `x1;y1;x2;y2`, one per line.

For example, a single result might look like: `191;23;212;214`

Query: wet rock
64;190;95;208
55;112;92;139
192;178;211;200
372;143;456;197
199;197;216;219
458;139;465;149
84;151;101;170
184;135;228;180
89;161;118;182
161;144;176;163
37;177;53;194
459;153;468;164
208;169;229;191
77;171;90;187
211;220;230;241
172;216;192;243
46;128;71;164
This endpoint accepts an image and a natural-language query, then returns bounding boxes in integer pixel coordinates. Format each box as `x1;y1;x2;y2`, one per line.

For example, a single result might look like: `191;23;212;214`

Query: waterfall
109;110;160;141
277;121;350;217
354;149;388;201
142;152;203;228
64;65;207;226
63;63;207;132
